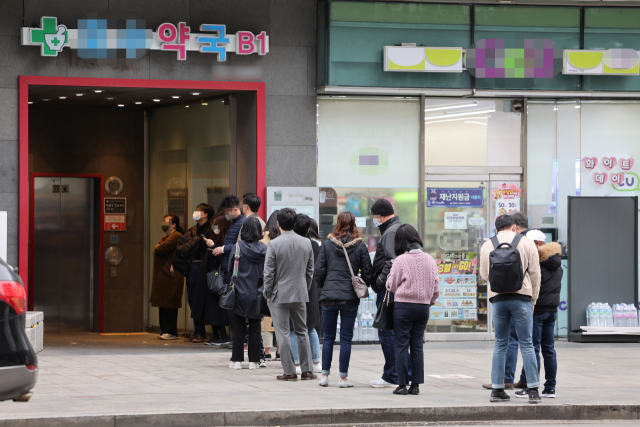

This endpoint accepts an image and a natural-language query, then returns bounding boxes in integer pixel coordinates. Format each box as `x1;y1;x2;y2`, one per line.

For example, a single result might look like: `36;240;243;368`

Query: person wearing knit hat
369;198;412;388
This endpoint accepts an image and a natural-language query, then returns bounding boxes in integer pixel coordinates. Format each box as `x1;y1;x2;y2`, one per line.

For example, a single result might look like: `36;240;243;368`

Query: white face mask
193;211;202;221
373;218;382;228
224;214;234;221
213;226;220;235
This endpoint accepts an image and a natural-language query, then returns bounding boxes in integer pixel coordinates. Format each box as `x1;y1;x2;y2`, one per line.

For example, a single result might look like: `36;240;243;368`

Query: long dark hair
164;214;184;235
241;216;263;243
394;224;423;256
308;218;321;241
331;211;360;240
265;210;281;240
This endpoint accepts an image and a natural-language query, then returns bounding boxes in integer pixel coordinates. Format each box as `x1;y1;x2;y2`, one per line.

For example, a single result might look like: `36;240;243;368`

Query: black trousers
159;307;178;337
393;302;430;386
232;313;261;363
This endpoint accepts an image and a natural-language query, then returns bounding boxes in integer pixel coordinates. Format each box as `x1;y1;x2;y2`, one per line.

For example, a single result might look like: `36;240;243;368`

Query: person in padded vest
515;230;562;399
480;214;541;404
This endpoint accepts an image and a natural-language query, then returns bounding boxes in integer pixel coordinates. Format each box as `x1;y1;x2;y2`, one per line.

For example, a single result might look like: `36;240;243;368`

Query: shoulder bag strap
232;242;241;279
341;243;356;279
490;235;500;249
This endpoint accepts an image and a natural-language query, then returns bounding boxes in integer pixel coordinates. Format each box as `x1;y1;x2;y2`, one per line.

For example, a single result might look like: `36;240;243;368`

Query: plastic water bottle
630;304;638;327
586;303;593;326
613;304;621;327
605;303;614;327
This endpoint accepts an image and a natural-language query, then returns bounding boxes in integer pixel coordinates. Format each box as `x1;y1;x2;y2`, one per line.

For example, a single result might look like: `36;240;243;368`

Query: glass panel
317;97;420;189
148;101;231;332
425;182;488;333
424;98;521;166
474;5;580;91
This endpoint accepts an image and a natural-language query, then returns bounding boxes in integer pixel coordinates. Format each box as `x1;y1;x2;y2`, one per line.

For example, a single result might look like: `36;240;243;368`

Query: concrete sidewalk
1;333;639;426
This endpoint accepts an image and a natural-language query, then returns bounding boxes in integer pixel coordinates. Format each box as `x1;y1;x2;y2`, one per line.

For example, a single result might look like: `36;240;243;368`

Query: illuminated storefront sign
21;15;268;63
564;49;639;75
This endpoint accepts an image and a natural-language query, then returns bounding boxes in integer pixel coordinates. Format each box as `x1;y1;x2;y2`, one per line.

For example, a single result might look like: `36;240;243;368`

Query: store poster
492;183;521;217
427;188;484;207
444;212;467;230
581;155;639;197
433;255;478;321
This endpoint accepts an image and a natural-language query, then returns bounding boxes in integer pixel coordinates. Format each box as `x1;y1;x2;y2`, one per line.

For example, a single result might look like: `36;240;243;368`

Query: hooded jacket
228;240;267;319
533;242;563;313
371;216;402;292
316;234;373;305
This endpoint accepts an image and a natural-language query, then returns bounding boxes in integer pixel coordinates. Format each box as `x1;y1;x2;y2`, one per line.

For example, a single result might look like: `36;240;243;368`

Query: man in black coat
369;199;410;388
515;230;562;399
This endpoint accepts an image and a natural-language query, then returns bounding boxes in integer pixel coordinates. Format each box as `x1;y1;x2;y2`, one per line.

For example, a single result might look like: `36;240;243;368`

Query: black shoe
516;387;541;404
490;389;510;402
393;386;408;395
541;388;555;398
408;384;419;395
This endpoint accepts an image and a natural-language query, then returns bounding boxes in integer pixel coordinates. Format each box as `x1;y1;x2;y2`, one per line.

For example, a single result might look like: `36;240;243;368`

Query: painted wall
0;0;317;271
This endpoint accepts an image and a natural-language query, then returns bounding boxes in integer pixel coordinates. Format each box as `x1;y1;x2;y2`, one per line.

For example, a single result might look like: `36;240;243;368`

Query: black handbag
256;279;270;317
372;289;394;331
207;265;225;294
219;243;239;310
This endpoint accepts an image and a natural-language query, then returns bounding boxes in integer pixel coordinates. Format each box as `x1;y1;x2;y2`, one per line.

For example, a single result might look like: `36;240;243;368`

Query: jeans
321;303;358;377
491;299;540;389
186;261;206;337
393;303;429;386
519;311;558;389
377;289;411;384
158;307;178;336
291;329;321;364
505;318;519;383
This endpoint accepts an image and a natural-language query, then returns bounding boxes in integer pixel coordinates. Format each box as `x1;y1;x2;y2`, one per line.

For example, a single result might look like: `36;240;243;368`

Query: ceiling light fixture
192;92;200;95
118;104;124;107
135;102;142;105
42;99;50;101
59;96;66;99
76;93;84;96
424;102;478;113
464;121;488;126
153;99;161;102
171;96;180;99
106;97;114;100
425;108;495;120
93;90;103;93
201;102;208;105
28;101;33;104
424;116;488;125
185;105;189;108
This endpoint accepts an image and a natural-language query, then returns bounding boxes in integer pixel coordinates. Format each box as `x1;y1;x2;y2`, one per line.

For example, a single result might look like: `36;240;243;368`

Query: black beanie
370;199;394;216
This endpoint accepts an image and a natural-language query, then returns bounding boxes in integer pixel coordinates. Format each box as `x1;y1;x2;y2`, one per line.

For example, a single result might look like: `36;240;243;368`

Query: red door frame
19;76;266;333
29;173;105;331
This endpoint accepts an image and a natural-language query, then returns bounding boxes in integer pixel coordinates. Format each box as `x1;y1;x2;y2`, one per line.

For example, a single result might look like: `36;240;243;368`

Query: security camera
511;101;523;113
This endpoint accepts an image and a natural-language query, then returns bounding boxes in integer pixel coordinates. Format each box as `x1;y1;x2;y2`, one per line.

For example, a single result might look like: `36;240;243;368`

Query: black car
0;257;37;402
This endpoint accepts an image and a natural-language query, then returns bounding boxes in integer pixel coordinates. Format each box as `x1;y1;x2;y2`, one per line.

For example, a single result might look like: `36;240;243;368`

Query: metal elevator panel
33;177;94;332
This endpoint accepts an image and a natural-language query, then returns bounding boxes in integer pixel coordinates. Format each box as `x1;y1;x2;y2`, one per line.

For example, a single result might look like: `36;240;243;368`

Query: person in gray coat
263;208;316;381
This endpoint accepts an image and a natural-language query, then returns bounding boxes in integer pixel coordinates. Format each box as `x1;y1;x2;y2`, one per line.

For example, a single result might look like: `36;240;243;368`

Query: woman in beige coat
150;214;185;340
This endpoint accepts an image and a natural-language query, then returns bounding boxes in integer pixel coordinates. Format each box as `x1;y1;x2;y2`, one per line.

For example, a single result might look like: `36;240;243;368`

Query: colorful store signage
493;183;521;216
433;255;478;321
582;156;638;192
427;188;484;207
384;46;463;73
21;15;268;63
563;49;640;75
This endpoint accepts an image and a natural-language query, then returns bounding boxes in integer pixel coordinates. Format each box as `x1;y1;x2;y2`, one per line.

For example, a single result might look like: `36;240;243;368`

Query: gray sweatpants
268;301;312;376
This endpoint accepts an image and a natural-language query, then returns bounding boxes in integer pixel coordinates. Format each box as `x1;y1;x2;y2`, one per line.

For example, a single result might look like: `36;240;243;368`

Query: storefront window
424;98;521;166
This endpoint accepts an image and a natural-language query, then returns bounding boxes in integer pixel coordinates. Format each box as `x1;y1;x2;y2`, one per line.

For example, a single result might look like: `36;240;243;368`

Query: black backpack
172;228;200;276
489;234;526;293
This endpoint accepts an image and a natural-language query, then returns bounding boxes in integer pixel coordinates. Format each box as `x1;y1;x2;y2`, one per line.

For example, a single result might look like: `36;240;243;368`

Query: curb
1;404;639;427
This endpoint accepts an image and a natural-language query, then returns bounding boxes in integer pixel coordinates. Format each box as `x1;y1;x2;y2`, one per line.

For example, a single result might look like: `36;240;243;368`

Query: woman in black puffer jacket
315;211;373;388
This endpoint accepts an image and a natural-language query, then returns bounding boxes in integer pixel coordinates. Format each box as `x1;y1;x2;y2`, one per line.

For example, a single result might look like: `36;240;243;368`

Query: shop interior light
135;102;142;105
425;108;494;120
424;102;477;112
185;105;189;108
106;97;114;100
153;99;161;102
191;92;200;95
28;101;33;104
59;96;66;99
201;102;208;105
171;96;180;99
42;99;50;101
76;93;84;96
93;90;103;93
118;104;124;107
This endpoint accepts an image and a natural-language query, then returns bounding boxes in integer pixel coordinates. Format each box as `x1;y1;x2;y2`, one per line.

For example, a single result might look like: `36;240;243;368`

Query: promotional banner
434;255;478;321
492;183;521;216
427;188;484;207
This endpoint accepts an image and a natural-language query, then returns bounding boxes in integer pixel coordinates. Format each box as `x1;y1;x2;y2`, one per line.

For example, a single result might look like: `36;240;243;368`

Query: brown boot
483;382;514;390
277;374;298;381
513;381;526;389
300;372;317;380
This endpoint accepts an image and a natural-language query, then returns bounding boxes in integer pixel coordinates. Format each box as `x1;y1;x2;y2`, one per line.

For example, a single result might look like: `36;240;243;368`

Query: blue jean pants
505;318;519;383
491;299;540;389
186;261;206;337
291;328;321;364
377;289;411;384
519;311;558;389
321;303;358;377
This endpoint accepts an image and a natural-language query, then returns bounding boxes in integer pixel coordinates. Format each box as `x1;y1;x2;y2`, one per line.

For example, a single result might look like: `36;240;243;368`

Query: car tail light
26;364;37;371
0;281;26;316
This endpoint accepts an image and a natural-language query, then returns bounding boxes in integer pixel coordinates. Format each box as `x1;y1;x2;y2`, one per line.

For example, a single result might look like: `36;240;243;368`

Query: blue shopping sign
427;188;484;208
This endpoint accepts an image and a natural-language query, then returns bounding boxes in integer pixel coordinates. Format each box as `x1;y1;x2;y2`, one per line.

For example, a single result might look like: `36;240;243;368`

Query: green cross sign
30;17;68;56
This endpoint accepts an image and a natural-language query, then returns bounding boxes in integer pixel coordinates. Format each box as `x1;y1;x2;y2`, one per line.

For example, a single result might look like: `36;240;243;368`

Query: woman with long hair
150;215;185;340
386;224;440;396
315;211;373;388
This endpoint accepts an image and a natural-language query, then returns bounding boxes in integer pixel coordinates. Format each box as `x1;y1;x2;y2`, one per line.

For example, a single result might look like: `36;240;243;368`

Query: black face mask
162;225;170;232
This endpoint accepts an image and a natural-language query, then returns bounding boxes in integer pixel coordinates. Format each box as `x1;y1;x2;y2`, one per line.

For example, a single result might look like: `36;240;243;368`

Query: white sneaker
229;362;242;370
158;333;177;340
339;379;354;388
313;362;322;373
319;376;329;387
295;365;302;375
369;378;395;388
259;360;267;368
248;362;258;370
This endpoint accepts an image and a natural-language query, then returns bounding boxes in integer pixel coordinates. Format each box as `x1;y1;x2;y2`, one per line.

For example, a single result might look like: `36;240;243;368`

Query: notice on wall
104;215;126;231
492;183;521;216
434;255;478;321
427;188;484;208
444;212;467;230
104;198;126;214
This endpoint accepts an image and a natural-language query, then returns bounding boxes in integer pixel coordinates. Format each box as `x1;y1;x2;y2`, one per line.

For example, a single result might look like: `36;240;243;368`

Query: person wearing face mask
237;193;265;242
150;215;185;340
368;198;411;389
183;203;214;343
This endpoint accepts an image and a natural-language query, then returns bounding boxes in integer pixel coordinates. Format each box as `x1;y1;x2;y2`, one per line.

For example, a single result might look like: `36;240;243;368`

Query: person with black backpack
480;214;541;404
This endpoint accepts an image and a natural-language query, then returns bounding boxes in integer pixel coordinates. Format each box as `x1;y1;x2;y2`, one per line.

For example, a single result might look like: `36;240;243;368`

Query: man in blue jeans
369;199;411;387
516;230;563;398
480;215;541;404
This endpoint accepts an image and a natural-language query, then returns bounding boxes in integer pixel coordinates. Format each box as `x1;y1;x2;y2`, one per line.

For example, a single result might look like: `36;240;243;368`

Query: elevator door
33;177;94;332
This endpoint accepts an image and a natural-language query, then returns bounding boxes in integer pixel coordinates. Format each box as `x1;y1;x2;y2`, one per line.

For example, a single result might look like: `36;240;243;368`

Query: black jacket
371;216;402;292
228;240;267;320
306;240;320;329
534;242;563;313
316;234;373;305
